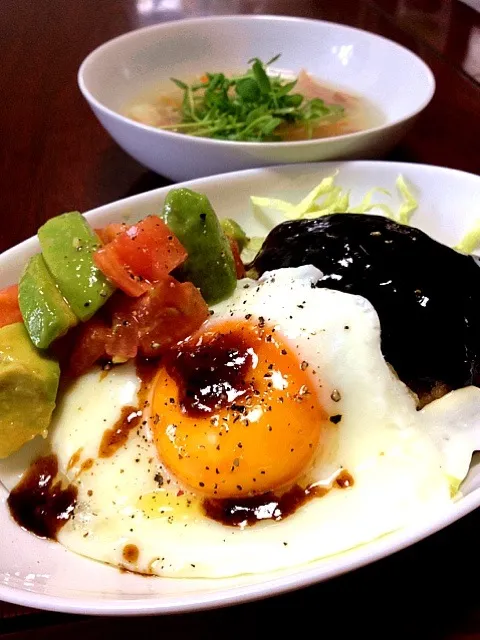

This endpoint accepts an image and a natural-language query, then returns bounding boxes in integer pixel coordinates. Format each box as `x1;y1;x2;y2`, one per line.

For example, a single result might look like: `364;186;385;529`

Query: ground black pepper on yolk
151;319;330;499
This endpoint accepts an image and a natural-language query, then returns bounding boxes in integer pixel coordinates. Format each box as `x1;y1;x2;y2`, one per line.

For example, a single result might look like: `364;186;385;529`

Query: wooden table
1;0;479;637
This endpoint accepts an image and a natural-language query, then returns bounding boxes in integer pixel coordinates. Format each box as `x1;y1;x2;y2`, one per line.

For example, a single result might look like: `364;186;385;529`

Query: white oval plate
1;161;480;616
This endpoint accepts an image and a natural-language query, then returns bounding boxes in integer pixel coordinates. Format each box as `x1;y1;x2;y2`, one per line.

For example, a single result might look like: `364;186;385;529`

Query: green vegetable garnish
164;55;345;142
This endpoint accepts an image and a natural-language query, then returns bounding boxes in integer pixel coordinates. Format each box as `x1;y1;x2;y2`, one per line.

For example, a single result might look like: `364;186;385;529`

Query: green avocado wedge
162;189;237;304
19;254;78;349
38;211;114;321
0;323;60;458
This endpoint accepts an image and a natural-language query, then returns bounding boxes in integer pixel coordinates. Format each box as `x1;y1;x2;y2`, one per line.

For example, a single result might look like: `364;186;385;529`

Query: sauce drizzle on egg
164;330;252;416
203;472;354;527
98;405;142;458
7;454;77;540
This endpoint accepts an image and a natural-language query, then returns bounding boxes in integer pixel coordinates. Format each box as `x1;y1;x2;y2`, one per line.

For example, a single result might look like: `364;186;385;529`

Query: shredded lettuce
241;236;265;265
245;171;480;260
249;172;418;233
454;219;480;254
396;174;418;224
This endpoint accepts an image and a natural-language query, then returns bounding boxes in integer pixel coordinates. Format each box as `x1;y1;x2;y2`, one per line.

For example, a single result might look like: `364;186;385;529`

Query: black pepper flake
281;349;287;355
245;313;252;320
300;361;309;370
344;325;350;330
258;316;265;328
199;213;207;221
236;485;243;491
329;414;342;424
199;482;205;487
231;404;246;413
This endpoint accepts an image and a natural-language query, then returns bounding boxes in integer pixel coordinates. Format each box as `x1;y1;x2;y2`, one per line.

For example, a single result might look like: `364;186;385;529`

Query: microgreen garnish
163;55;345;142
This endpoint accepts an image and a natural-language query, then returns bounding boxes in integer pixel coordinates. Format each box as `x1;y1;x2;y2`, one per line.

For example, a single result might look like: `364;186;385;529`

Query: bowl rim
77;14;436;150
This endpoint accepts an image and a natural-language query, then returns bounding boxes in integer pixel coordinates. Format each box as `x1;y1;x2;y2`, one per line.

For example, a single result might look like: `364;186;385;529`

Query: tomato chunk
94;247;149;297
228;237;246;279
67;317;111;377
94;216;187;296
0;284;22;328
95;223;127;244
108;277;209;359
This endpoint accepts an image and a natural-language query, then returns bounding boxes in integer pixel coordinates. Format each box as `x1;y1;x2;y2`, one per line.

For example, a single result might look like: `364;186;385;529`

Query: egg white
4;266;480;578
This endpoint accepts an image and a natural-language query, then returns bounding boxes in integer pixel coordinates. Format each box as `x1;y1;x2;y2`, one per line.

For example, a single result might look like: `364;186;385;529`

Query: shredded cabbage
249;173;418;232
454;220;480;254
396;174;418;224
245;172;480;260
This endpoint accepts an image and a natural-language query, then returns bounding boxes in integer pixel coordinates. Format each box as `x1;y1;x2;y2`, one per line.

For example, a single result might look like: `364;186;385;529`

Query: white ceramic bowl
78;16;435;181
1;161;480;615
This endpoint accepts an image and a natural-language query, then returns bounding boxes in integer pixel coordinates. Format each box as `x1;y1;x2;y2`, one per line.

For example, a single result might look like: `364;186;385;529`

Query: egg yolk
151;319;328;499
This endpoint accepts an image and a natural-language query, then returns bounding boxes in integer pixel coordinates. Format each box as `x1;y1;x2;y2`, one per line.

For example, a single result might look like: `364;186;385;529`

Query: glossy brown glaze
2;0;480;634
203;477;355;527
98;405;142;458
164;332;252;416
122;544;139;564
7;455;77;540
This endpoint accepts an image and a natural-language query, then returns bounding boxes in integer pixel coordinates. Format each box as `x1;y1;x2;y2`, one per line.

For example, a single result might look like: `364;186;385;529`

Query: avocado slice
0;323;60;458
18;254;78;349
221;218;249;252
38;212;115;321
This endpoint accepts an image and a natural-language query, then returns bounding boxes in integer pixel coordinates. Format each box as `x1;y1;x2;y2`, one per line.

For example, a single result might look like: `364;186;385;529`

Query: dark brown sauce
335;470;354;488
7;454;77;540
136;358;159;390
98;405;142;458
204;484;326;527
204;470;355;527
164;332;253;417
80;458;94;473
122;543;139;563
67;447;83;471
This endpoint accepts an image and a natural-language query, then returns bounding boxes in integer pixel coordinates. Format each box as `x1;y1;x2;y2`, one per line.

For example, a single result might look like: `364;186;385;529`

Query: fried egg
5;266;480;578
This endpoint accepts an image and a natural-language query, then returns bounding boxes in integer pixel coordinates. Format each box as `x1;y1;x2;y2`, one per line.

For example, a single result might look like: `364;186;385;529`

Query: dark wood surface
1;0;479;637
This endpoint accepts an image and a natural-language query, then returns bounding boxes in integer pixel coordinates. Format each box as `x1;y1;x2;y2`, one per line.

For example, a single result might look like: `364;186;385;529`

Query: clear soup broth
126;70;383;141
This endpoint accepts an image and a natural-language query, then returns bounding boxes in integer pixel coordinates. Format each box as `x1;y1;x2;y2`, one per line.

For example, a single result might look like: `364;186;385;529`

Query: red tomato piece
93;216;187;297
95;223;128;244
107;277;209;359
0;284;22;328
138;278;209;357
94;247;150;297
106;293;139;360
228;237;246;279
67;317;111;377
114;216;187;281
